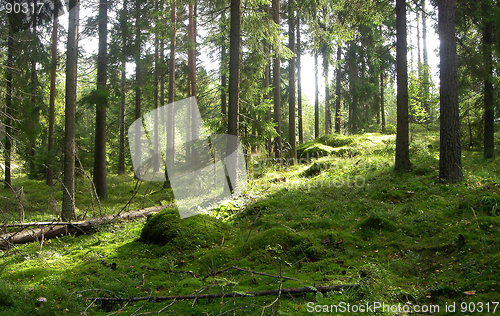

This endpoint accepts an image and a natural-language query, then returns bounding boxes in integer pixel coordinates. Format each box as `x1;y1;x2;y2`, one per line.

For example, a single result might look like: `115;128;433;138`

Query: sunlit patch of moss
140;208;228;250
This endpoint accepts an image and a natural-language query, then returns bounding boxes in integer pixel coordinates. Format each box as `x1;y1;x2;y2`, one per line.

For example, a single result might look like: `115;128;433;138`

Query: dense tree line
1;0;498;219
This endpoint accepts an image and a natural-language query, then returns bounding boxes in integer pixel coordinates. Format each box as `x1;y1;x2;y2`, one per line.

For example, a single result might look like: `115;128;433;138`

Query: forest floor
1;129;499;315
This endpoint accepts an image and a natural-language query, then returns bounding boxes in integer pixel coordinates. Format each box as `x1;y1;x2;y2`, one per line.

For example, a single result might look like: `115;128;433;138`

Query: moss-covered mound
140;208;227;250
300;143;335;158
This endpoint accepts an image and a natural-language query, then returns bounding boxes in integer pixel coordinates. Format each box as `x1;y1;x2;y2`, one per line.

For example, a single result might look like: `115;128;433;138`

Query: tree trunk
296;17;303;144
323;47;331;135
288;4;296;160
221;14;227;116
164;0;176;189
438;0;462;182
264;4;272;154
273;0;281;158
348;42;358;134
422;0;430;118
134;0;142;179
314;52;319;139
381;72;386;134
482;3;494;159
4;29;13;188
152;0;160;173
118;0;127;175
62;0;80;221
394;0;412;172
334;46;342;134
94;0;108;199
46;0;58;186
227;0;241;193
28;0;39;174
0;205;169;250
228;0;240;138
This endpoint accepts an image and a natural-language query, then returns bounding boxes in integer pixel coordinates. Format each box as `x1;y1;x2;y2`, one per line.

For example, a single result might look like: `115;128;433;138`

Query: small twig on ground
142;266;201;278
132;299;176;315
105;300;129;316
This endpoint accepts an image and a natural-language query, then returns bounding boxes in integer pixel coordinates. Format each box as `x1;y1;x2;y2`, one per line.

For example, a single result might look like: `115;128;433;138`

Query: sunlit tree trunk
46;0;58;186
438;0;462;182
394;0;412;172
273;0;281;158
334;46;342;134
62;0;80;221
4;29;13;188
288;3;296;160
314;52;319;139
93;0;108;199
296;17;303;144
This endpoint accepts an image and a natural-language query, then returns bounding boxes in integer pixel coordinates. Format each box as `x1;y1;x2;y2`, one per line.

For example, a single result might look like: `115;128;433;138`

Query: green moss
301;143;336;158
140;208;227;250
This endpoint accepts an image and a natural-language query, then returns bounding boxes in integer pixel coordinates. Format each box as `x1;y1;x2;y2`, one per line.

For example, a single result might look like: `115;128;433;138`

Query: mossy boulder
140;208;227;250
300;143;335;158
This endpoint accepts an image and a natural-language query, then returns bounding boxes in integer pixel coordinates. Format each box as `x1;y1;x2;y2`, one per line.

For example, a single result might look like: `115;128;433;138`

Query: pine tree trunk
46;0;58;186
314;52;319;139
62;0;80;221
273;0;281;158
288;4;296;160
94;0;108;199
381;72;386;134
118;0;127;175
264;4;272;154
394;0;412;172
164;0;176;189
152;0;160;173
134;0;142;179
323;47;330;135
227;0;241;193
296;17;303;144
334;46;342;134
482;3;494;159
4;29;13;188
422;0;430;119
221;13;227;116
438;0;462;182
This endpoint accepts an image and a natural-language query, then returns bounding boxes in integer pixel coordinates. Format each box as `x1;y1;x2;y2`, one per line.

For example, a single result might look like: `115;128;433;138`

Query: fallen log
0;205;169;250
88;284;359;303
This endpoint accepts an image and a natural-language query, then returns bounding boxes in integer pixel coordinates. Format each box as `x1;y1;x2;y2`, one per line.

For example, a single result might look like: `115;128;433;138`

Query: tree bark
46;0;58;186
422;0;430;118
62;0;80;221
4;29;13;188
381;72;386;134
394;0;412;172
482;2;494;159
314;52;319;139
221;13;227;116
438;0;462;182
164;0;176;189
296;17;303;144
118;0;127;175
273;0;281;158
134;0;142;179
334;46;342;134
323;47;331;135
288;4;296;160
94;0;108;199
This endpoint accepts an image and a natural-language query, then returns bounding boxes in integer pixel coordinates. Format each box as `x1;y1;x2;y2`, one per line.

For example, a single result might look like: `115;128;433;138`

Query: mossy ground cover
1;131;499;315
